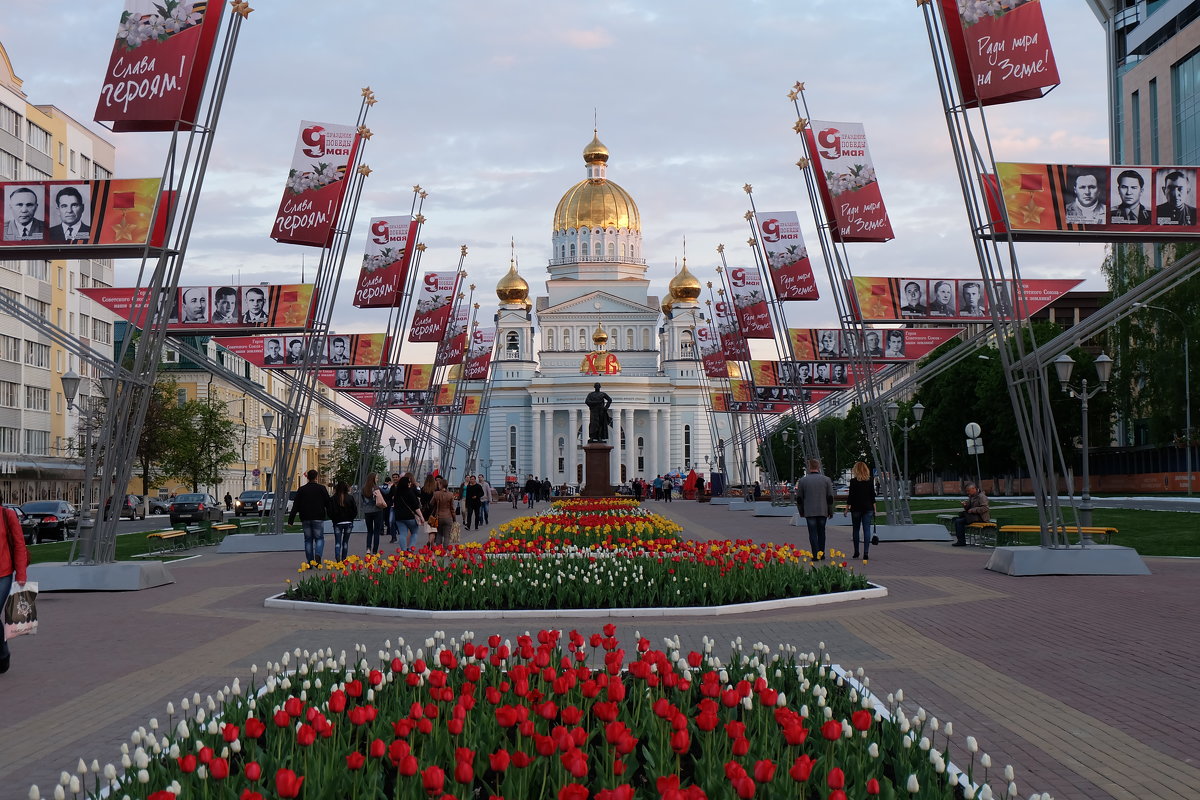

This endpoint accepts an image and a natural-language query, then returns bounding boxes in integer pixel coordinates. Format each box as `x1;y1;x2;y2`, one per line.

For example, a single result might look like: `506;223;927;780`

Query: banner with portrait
81;283;317;333
848;276;1082;322
753;211;819;300
727;265;775;339
697;325;729;379
0;179;169;258
94;1;224;131
788;327;965;361
434;306;470;367
939;0;1060;107
212;333;390;369
804;120;894;243
344;389;431;410
464;328;496;380
270;121;361;247
749;360;884;389
318;363;434;392
712;299;751;361
409;271;460;343
988;163;1200;241
353;216;420;308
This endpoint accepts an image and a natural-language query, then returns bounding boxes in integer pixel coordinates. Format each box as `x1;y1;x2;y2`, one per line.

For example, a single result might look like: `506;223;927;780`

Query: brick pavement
0;496;1195;799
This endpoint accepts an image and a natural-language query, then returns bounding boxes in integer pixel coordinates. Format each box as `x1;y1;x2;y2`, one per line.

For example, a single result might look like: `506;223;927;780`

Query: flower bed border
263;582;887;619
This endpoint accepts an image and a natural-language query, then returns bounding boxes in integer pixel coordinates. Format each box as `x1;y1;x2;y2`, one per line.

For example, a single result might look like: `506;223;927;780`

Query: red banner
805;121;894;243
754;211;818;300
81;283;316;332
270;121;361;247
354;216;420;308
409;271;460;343
712;299;751;361
212;333;390;369
464;328;496;380
788;327;964;361
727;265;775;339
94;1;223;132
317;364;434;392
697;326;729;379
434;306;469;367
940;0;1060;107
750;360;885;389
849;276;1082;322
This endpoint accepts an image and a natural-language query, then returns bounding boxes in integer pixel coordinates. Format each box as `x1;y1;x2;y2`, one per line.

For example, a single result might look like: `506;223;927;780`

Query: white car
261;491;296;515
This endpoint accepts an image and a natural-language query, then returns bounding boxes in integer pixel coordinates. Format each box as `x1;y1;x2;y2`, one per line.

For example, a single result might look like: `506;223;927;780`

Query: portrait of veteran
899;280;927;316
328;336;350;365
4;186;45;241
211;287;238;323
928;280;956;316
47;186;91;242
178;287;209;324
1064;169;1107;225
1155;169;1197;226
959;281;987;317
263;338;284;364
1110;169;1152;225
241;287;270;323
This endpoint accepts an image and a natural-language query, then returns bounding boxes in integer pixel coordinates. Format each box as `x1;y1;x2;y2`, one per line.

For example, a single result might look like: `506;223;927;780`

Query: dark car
4;504;39;545
169;493;224;525
234;490;266;517
145;496;169;515
20;500;79;543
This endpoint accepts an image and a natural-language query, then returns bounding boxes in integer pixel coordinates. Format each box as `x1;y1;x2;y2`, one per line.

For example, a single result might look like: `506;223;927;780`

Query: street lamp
1132;302;1192;496
262;411;276;492
886;401;924;500
388;436;405;474
780;428;799;482
1054;351;1112;532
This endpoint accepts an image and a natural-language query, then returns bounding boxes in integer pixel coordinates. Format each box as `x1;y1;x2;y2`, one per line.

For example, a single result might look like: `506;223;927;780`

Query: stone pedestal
581;443;613;497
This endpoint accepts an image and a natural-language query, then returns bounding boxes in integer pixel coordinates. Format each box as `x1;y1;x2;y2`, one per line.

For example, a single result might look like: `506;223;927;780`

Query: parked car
4;504;39;545
118;494;146;520
144;496;169;515
261;491;296;515
168;493;224;525
20;500;80;543
234;490;266;516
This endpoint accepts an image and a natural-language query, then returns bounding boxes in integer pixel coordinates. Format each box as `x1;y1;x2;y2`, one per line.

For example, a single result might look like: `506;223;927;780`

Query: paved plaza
0;498;1195;800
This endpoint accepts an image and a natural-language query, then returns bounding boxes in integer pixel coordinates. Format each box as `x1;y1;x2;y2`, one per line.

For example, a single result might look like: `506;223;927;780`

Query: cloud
558;28;615;49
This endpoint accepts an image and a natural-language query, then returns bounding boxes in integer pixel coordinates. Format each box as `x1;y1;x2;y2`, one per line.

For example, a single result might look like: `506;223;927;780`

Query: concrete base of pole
728;500;757;511
28;561;175;591
217;532;306;553
709;497;733;505
871;524;954;542
753;504;796;517
985;545;1151;576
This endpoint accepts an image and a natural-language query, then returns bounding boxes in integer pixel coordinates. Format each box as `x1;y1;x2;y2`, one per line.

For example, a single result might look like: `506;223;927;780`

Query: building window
546;329;555;350
94;164;112;180
25;385;49;411
508;426;517;472
0;381;16;407
0;150;16;181
0;104;19;136
1131;90;1141;162
683;425;692;468
81;154;92;176
177;388;188;405
24;429;49;456
25;260;47;281
626;329;633;350
642;329;651;349
26;122;51;154
1173;47;1200;163
1150;78;1160;163
607;242;615;258
506;331;520;359
569;243;576;258
637;436;645;472
25;163;50;181
558;436;565;473
0;427;18;453
0;335;19;362
621;242;626;258
92;319;111;344
25;296;48;317
681;330;695;358
163;349;179;363
581;242;589;257
24;341;49;368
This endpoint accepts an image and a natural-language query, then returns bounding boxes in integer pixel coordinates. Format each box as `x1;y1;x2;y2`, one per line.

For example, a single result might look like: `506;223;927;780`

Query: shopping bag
4;581;38;639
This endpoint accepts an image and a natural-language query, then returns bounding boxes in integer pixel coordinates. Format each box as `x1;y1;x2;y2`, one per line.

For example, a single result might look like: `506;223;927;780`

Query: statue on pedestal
586;383;613;443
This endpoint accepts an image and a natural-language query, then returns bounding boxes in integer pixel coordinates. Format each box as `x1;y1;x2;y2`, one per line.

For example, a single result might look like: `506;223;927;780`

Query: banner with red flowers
709;391;730;413
940;0;1060;107
435;306;470;367
212;333;390;369
409;271;460;343
712;299;751;361
464;328;496;380
270;121;361;247
754;211;819;300
697;326;729;379
727;266;775;339
353;216;420;308
848;276;1082;322
80;283;316;333
94;1;223;132
788;327;964;361
804;121;894;243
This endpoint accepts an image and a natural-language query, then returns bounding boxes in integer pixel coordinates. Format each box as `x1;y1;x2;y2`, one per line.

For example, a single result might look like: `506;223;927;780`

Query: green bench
998;525;1118;545
146;528;191;553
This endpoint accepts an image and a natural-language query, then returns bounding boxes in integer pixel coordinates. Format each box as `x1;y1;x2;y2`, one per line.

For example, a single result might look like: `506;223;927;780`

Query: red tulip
820;719;843;741
296;723;316;746
369;668;384;685
657;775;681;794
696;710;719;731
511;751;532;768
733;775;756;799
753;759;776;783
243;761;262;782
827;767;845;789
398;755;418;776
454;760;474;784
345;679;364;697
370;738;387;758
244;717;266;739
176;754;197;773
790;755;815;782
732;736;750;756
209;757;230;779
851;709;872;731
284;697;304;717
829;792;848;800
725;720;746;740
346;752;366;770
273;709;290;728
198;746;213;764
422;765;446;794
670;729;690;754
447;718;464;735
866;778;881;795
274;768;305;798
349;707;370;726
239;791;263;800
489;749;511;771
687;651;703;668
328;690;347;713
559;783;590;800
221;723;240;743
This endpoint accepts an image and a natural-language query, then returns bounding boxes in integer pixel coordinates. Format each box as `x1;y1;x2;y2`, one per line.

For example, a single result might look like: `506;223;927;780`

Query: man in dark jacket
289;469;331;563
524;475;539;508
464;475;485;530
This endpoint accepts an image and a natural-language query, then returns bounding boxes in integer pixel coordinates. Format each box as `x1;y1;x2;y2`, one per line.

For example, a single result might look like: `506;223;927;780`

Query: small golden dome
669;259;702;302
553;136;641;232
447;364;462;381
592;323;609;347
728;362;743;379
583;132;609;164
661;296;674;315
496;261;529;304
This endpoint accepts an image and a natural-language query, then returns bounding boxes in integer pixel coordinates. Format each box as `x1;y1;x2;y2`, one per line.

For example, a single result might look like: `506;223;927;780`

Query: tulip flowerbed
496;503;684;546
56;626;1038;800
283;540;869;611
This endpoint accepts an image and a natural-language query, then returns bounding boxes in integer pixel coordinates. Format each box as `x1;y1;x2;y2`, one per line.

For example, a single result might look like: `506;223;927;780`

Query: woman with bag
327;482;359;562
361;473;385;555
0;493;30;674
419;474;437;546
430;477;457;547
847;460;876;560
391;475;423;551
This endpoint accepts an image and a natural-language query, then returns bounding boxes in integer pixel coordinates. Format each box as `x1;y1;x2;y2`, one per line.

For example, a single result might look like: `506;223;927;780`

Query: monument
581;382;614;496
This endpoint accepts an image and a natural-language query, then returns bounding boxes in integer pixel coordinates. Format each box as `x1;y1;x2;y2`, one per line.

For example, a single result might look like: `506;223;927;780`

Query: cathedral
462;133;722;487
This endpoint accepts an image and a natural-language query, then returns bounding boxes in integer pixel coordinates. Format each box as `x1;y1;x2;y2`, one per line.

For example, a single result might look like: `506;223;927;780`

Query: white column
544;408;553;479
648;409;659;478
531;407;541;480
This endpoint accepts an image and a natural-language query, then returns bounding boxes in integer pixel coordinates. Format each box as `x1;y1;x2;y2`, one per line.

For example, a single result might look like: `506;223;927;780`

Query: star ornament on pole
357;125;373;140
742;183;753;194
229;0;253;17
357;164;372;177
793;118;809;133
796;157;810;170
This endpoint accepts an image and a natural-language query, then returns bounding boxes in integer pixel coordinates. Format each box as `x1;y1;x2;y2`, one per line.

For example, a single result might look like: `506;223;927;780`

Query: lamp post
388;436;405;474
886;401;924;500
1054;352;1113;533
1132;303;1192;496
780;428;799;482
262;411;276;492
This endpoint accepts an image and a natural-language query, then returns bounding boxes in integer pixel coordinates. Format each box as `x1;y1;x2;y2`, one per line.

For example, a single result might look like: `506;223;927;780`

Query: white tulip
868;743;879;758
945;721;953;737
53;788;65;800
137;769;149;784
963;786;976;799
120;755;131;769
1007;781;1018;797
1004;765;1015;782
28;788;40;800
980;786;994;800
967;735;979;752
134;750;149;769
982;754;992;768
68;778;80;794
906;774;920;793
104;764;117;781
896;689;904;702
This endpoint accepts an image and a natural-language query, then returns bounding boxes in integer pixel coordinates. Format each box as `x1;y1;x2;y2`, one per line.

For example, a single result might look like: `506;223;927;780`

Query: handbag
374;488;387;510
4;581;38;639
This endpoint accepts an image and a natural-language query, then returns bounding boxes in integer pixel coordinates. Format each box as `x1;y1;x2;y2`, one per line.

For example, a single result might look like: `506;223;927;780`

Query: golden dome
447;364;462;381
553;137;641;232
592;322;609;348
661;296;674;315
728;362;742;379
669;259;702;302
496;261;529;304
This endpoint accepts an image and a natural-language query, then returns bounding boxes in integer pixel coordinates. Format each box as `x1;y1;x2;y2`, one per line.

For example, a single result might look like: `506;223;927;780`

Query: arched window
557;437;566;473
621;242;627;258
581;242;589;257
681;330;695;358
683;425;692;468
547;329;555;350
607;242;615;258
506;331;520;359
560;245;566;260
620;426;626;451
569;243;576;258
579;329;587;350
642;329;651;349
626;329;634;350
509;426;518;472
637;436;645;472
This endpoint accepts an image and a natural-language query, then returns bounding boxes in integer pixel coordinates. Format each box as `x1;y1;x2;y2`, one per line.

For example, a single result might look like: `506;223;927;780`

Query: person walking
419;475;438;545
464;475;484;530
847;461;876;560
289;470;330;564
652;475;663;500
524;474;539;508
360;473;385;555
633;479;643;502
695;474;705;500
954;482;990;547
430;477;457;547
0;493;30;674
223;492;233;511
390;474;423;550
663;477;673;502
327;481;358;562
477;474;492;526
796;460;834;560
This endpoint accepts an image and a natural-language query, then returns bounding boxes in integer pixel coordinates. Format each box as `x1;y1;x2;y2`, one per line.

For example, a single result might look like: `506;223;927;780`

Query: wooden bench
209;523;237;545
146;528;190;553
999;525;1118;545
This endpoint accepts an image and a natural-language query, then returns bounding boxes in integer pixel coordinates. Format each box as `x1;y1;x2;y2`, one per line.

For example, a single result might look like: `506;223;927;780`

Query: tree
323;426;386;487
134;377;180;495
160;398;240;492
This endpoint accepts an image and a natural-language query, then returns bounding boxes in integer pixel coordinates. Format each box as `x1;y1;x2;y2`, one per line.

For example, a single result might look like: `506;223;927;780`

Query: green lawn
911;507;1199;557
24;522;299;564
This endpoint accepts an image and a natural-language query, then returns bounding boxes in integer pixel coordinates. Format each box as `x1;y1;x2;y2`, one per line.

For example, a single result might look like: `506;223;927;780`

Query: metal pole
1080;378;1093;531
902;425;909;503
1186;335;1193;496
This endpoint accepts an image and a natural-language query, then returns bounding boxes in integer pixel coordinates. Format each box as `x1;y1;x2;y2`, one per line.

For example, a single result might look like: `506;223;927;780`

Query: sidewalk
0;496;1195;799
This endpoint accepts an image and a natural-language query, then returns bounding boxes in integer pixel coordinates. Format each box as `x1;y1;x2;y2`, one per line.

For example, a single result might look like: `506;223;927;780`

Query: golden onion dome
553;137;641;233
669;259;702;302
728;362;743;379
661;296;674;315
592;323;609;348
496;261;529;304
447;364;462;381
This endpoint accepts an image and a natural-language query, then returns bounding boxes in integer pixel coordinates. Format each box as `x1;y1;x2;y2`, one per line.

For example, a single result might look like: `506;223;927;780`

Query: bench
998;525;1118;545
209;523;237;545
937;514;1003;547
146;528;190;553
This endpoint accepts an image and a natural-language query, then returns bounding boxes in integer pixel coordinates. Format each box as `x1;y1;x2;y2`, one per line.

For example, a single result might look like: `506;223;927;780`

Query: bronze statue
586;382;613;442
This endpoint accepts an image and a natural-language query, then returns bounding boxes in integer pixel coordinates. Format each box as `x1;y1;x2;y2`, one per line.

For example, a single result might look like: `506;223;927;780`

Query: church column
544;408;553;479
648;409;659;479
660;407;672;473
531;407;541;481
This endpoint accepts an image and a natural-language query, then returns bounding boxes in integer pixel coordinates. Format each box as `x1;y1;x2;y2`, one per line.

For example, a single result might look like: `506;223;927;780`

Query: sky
0;1;1112;340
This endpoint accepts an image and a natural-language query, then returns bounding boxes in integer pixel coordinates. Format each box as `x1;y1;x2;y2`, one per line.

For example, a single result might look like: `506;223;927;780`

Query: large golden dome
552;135;641;232
669;259;702;302
496;261;529;304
